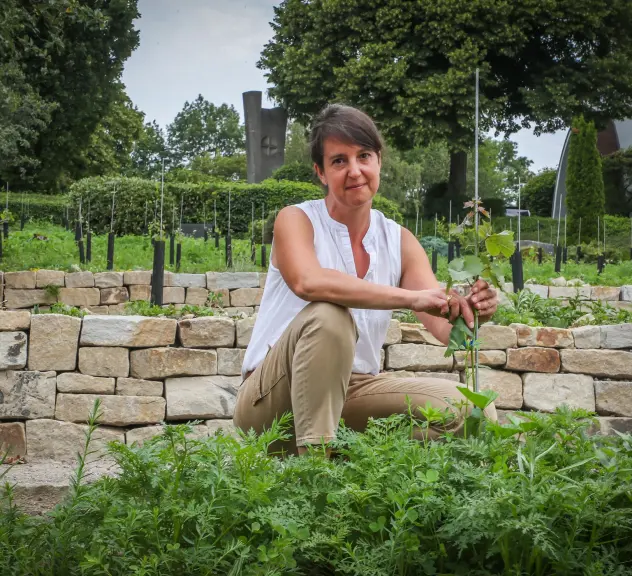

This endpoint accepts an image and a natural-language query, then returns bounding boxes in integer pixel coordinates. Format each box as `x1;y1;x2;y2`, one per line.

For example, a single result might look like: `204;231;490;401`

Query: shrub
271;161;315;183
522;169;556;216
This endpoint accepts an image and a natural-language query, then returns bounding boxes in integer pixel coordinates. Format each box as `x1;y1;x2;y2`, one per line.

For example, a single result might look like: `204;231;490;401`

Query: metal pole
110;185;116;233
517;177;521;247
474;67;480;393
160;159;165;240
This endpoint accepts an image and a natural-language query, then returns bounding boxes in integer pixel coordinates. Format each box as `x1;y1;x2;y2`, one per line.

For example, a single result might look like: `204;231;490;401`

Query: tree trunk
448;151;467;206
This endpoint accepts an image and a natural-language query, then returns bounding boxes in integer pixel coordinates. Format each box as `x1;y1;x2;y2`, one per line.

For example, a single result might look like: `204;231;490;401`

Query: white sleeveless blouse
241;199;402;377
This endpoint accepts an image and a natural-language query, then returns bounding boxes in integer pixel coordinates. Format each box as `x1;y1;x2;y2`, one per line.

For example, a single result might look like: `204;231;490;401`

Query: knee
303;302;356;339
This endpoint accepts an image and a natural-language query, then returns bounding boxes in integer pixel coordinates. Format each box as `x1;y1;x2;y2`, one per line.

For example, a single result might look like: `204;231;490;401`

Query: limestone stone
108;304;128;315
209;288;229;307
116;377;163;396
478;325;517;350
172;273;206;288
0;332;27;369
206;272;259;290
80;316;177;347
124;271;152;285
548;286;591;300
83;306;109;315
129;285;151;301
165;376;237;420
35;270;65;288
185;287;209;306
162;286;185;304
383;370;415;378
4;271;36;289
551;277;567;287
56;394;165;426
100;287;129;305
476;368;523;410
223;307;254;317
78;347;129;377
561;349;632;379
206;419;237;437
572;325;601;349
217;348;246;376
595;381;632;416
178;317;235;348
130;347;217;379
236;316;256;348
0;423;26;456
599;417;632;436
516;326;573;348
28;314;81;371
380;348;385;371
621;286;632;302
126;424;208;446
384;319;402;346
229;288;264;307
59;287;100;307
386;344;453;371
612;301;632;312
94;272;124;288
600;324;632;349
259;273;267;288
0;311;31;331
523;284;548;298
5;289;56;309
57;373;115;394
25;419;124;461
454;350;506;370
592;286;620;301
162;271;175;287
523;373;595;412
65;271;94;288
414;371;461;382
400;323;443;346
506;347;560;373
0;370;56;419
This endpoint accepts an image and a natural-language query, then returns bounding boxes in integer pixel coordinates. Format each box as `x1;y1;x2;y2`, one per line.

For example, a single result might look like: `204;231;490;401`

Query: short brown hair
309;104;384;170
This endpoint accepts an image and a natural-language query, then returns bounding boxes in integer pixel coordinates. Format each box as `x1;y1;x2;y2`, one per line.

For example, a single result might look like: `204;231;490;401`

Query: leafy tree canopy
522;169;557;217
189;153;247;181
130;121;169;181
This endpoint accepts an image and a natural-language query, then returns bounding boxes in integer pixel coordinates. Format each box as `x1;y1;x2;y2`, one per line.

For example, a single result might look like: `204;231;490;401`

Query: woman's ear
314;162;327;186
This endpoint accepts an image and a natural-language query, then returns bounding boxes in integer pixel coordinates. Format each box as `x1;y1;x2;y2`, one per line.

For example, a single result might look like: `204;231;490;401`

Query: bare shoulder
275;206;312;230
400;226;428;260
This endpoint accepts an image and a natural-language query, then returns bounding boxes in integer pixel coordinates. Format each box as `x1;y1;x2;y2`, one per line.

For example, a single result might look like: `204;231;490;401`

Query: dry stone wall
0;301;631;460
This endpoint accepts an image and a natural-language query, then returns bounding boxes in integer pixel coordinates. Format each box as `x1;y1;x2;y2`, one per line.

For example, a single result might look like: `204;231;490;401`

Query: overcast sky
122;0;567;173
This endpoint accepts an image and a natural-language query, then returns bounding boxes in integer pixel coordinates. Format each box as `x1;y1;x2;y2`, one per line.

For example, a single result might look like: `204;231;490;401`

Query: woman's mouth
346;183;366;190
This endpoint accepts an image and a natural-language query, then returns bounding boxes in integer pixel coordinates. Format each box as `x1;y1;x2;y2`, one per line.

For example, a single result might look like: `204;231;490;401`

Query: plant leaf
485;231;515;257
457;386;498;410
448;255;484;282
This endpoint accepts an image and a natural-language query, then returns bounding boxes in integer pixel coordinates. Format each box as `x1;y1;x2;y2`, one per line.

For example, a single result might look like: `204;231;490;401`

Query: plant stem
474;310;479;393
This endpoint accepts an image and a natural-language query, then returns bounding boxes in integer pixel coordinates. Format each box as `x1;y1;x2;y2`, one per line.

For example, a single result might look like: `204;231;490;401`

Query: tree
130;121;169;180
285;121;311;165
272;161;315;183
259;0;632;207
602;148;632;216
189;153;247;181
566;116;605;239
167;96;244;166
522;169;557;216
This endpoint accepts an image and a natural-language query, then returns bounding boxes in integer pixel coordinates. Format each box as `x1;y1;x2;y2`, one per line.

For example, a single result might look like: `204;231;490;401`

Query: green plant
43;283;61;300
0;209;14;224
272;161;315;183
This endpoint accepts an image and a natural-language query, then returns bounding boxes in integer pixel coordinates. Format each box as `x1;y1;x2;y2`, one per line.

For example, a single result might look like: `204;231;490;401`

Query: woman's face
314;137;381;208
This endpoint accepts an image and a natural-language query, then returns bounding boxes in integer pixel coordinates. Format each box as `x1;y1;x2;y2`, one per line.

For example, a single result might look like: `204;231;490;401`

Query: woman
234;104;498;455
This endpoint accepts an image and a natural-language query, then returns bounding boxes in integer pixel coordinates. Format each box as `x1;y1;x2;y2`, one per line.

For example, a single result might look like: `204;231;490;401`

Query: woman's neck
324;195;371;245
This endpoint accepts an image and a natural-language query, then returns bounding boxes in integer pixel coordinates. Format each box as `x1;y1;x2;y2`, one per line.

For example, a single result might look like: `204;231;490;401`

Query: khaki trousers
234;302;496;454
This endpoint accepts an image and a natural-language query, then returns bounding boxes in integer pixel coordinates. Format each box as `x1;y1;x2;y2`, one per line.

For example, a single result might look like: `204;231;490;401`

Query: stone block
162;286;185;304
5;289;56;309
206;272;259;290
55;394;165;426
476;368;523;410
4;271;36;289
108;304;128;315
209;288;229;307
600;324;632;349
128;285;151;301
259;273;267;288
0;311;31;331
478;325;517;350
57;373;115;394
0;370;56;419
384;370;416;378
223;307;254;317
178;317;235;348
83;306;109;315
592;286;620;301
454;350;506;370
116;377;163;396
506;347;560;373
59;288;100;307
236;316;256;348
598;417;632;436
516;326;573;348
25;419;124;461
80;316;177;347
206;419;237;437
229;288;264;307
0;423;26;456
124;271;152;285
36;270;65;288
385;344;453;371
0;332;27;369
65;271;94;288
621;286;632;302
384;319;402;346
595;380;632;416
410;371;459;382
100;287;129;305
130;347;217;379
165;376;237;420
125;424;208;446
523;284;548;298
523;373;595;412
172;273;206;288
28;314;81;371
548;286;590;300
400;323;443;345
572;325;601;349
561;349;632;379
185;287;209;306
94;272;124;288
78;347;129;377
380;348;385;371
612;301;632;312
217;348;246;376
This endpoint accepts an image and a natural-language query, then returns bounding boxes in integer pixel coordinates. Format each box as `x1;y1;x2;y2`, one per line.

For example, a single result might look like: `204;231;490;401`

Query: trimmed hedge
4;193;67;223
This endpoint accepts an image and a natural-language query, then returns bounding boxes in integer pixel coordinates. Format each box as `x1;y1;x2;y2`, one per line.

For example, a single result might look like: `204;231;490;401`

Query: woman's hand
409;289;475;328
466;279;498;320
